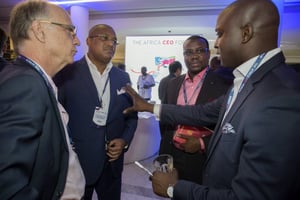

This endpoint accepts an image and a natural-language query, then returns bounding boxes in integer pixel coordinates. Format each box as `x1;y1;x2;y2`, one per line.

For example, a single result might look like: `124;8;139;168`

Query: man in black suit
123;0;300;199
0;1;85;199
158;60;182;103
159;35;232;184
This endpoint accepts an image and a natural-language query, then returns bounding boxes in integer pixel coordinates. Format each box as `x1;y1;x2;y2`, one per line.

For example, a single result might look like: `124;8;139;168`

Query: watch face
167;185;174;198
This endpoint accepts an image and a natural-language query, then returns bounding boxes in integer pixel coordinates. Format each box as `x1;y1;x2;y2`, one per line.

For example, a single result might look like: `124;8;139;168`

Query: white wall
89;11;219;63
88;11;220;102
87;9;299;64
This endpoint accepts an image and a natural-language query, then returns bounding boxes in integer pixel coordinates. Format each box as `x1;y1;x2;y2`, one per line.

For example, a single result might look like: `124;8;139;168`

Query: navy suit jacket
159;52;300;199
0;58;69;200
54;57;138;185
159;69;232;184
0;56;9;72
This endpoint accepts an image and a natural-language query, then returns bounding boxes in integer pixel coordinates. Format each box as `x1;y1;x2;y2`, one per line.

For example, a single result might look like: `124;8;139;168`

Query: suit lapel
50;92;69;150
107;67;117;118
207;82;254;157
205;72;256;162
205;92;229;162
169;75;184;104
78;58;101;106
196;70;216;103
204;82;253;166
223;83;254;124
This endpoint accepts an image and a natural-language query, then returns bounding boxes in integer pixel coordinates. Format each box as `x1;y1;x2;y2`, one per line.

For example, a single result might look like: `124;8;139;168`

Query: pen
134;161;153;176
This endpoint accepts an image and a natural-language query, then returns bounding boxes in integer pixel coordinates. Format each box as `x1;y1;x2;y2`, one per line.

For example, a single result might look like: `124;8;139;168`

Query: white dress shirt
45;69;85;200
86;54;111;126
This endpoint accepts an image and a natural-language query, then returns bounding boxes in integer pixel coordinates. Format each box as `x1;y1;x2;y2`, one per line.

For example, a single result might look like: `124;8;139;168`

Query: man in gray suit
123;0;300;199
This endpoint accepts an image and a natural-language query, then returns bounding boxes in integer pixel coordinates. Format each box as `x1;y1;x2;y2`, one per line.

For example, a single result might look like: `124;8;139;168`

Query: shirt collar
85;54;113;75
27;59;58;98
184;66;209;81
233;48;281;79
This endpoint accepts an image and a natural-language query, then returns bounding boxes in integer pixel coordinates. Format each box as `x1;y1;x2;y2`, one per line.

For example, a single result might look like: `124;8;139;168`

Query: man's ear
31;20;46;43
241;24;253;44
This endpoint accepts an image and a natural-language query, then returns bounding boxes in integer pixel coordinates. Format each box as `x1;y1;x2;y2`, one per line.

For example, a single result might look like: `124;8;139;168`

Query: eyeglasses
39;20;77;38
89;34;119;45
183;48;209;56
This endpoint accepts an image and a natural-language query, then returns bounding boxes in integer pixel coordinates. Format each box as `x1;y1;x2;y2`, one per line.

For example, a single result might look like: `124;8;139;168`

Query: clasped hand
106;138;127;162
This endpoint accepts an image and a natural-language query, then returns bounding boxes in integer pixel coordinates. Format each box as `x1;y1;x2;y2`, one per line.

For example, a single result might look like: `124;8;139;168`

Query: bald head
88;24;116;37
86;24;118;70
215;0;280;68
230;0;279;45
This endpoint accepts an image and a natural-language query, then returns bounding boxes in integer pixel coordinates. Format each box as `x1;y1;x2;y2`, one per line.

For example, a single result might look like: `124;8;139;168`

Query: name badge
93;106;107;126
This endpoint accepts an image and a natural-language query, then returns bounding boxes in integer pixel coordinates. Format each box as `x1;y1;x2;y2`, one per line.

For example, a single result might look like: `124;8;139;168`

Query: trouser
83;163;122;200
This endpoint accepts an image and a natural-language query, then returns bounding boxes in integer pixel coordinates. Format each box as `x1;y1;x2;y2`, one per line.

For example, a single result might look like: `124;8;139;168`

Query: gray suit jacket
160;52;300;200
0;58;69;200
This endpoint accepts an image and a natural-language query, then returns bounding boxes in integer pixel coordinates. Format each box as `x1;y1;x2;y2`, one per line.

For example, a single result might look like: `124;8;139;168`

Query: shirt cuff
153;104;161;120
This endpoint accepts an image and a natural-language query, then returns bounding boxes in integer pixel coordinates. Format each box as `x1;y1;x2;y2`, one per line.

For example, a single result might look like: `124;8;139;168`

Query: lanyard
226;53;266;110
183;67;209;105
99;76;110;108
18;55;54;93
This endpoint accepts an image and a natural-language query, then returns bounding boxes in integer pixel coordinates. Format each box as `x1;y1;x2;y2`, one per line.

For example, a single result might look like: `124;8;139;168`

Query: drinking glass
153;154;173;173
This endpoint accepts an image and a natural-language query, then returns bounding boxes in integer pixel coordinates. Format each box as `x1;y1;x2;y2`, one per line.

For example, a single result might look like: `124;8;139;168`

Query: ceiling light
50;0;110;5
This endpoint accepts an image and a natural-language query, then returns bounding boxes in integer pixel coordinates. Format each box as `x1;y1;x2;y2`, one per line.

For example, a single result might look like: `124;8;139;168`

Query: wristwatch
167;185;174;198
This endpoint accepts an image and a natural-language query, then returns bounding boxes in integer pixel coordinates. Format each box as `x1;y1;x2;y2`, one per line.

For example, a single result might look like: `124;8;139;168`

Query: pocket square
222;122;236;134
117;88;126;95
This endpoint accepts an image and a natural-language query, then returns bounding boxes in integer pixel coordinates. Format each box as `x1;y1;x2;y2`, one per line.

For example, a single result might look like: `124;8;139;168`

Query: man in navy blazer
0;1;85;199
123;0;300;199
54;24;138;200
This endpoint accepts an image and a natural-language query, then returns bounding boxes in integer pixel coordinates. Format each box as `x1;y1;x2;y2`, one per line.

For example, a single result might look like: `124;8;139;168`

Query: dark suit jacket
160;52;300;199
158;74;176;103
0;56;8;72
54;57;138;185
159;69;232;184
0;58;69;200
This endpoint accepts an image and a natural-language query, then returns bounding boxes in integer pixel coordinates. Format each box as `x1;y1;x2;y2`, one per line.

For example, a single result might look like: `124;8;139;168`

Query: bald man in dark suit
123;0;300;199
